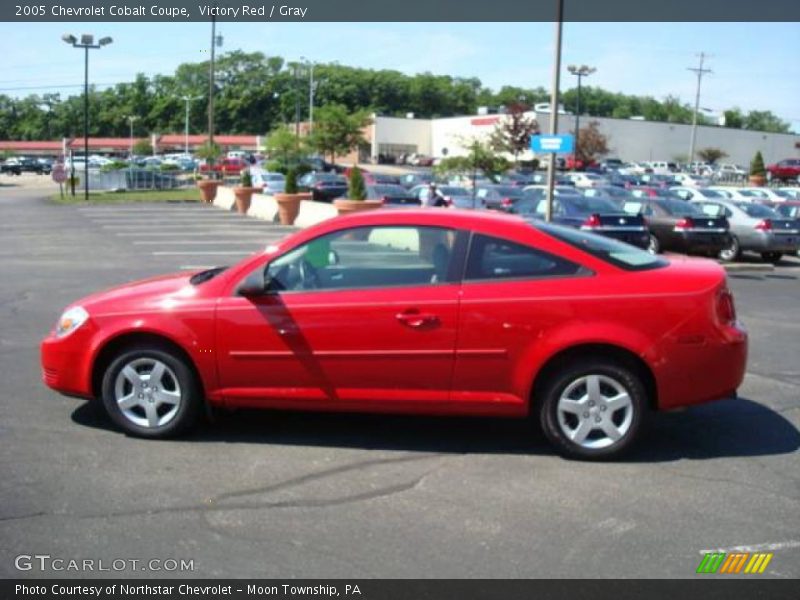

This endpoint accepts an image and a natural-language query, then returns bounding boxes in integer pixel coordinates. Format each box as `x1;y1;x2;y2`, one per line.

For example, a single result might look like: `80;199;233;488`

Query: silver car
253;171;286;195
691;198;800;263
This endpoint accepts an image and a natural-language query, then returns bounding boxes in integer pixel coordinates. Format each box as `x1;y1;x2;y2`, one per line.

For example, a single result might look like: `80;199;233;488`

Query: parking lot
0;187;798;579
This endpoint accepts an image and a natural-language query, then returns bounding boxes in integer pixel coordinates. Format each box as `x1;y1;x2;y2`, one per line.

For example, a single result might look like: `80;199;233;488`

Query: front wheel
101;345;202;438
761;252;782;264
539;360;646;460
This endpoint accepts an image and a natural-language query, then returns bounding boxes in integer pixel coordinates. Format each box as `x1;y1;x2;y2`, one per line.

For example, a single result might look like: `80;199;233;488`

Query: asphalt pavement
0;186;798;579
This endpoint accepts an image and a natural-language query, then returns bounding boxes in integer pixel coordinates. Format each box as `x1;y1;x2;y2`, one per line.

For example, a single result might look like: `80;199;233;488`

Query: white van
648;161;677;175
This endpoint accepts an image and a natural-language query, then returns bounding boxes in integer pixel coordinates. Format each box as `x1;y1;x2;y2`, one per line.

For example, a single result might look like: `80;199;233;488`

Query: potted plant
749;151;766;186
273;168;310;226
232;168;259;214
333;166;383;215
195;141;223;203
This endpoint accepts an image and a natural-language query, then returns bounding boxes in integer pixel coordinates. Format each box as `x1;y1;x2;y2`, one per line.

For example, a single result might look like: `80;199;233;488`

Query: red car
41;210;747;459
766;158;800;183
199;157;249;175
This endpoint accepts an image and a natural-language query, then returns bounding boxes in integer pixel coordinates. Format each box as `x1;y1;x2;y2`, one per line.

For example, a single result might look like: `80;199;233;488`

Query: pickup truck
767;158;800;183
2;157;50;175
199;157;249;175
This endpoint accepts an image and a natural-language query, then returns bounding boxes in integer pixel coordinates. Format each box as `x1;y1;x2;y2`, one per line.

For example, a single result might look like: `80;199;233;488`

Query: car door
215;224;464;409
451;232;587;413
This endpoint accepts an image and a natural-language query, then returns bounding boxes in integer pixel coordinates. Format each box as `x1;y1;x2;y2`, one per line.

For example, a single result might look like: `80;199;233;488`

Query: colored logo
696;552;773;574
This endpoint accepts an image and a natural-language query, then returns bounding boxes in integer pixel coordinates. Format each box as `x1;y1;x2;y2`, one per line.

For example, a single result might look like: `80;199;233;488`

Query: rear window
656;199;701;215
736;203;778;218
529;220;668;271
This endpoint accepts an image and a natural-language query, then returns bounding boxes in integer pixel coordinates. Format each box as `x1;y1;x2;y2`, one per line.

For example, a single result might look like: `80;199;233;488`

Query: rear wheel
761;252;782;264
719;236;741;262
101;345;202;438
647;234;660;254
538;360;646;460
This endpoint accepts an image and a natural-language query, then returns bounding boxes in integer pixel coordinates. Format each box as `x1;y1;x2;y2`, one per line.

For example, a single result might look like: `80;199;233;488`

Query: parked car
620;197;730;256
735;187;792;203
638;173;677;188
629;186;681;199
519;195;650;249
564;172;609;188
399;172;434;189
298;172;348;202
366;184;420;206
671;173;710;187
410;184;475;209
199;157;248;175
252;171;286;195
0;159;22;175
670;187;729;202
691;199;800;263
778;187;800;200
766;158;800;183
475;185;528;212
705;187;753;201
714;164;746;177
761;201;800;220
2;156;50;174
41;208;748;460
583;186;634;202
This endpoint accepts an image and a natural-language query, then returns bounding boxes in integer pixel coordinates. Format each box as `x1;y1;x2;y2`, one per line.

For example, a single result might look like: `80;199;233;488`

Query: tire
538;359;646;460
761;252;782;264
647;234;660;254
718;236;741;262
101;345;202;438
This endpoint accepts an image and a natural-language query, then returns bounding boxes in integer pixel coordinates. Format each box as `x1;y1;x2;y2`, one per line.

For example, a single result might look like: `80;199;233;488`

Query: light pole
208;18;223;155
567;64;596;170
301;57;315;135
181;95;200;155
126;115;139;158
688;52;712;164
62;33;112;201
544;0;564;223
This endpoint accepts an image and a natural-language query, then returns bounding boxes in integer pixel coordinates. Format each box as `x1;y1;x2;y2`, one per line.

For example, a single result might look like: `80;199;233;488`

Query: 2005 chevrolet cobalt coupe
41;209;747;459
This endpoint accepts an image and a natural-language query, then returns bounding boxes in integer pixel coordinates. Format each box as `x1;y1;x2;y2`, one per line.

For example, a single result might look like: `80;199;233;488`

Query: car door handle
395;310;439;328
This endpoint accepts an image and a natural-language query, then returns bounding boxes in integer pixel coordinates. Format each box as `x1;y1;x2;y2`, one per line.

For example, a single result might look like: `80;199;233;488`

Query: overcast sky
0;21;797;131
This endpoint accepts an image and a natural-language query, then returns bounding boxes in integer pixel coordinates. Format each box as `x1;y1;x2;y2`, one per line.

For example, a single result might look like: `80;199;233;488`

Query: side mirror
237;270;267;297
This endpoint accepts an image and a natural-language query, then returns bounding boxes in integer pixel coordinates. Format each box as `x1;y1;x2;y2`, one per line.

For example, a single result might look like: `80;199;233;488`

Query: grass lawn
51;188;202;205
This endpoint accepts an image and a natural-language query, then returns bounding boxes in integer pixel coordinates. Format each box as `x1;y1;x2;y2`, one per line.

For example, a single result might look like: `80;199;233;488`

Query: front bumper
40;327;96;399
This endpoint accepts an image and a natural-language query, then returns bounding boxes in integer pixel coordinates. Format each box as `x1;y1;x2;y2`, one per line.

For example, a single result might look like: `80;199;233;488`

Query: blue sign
530;134;574;154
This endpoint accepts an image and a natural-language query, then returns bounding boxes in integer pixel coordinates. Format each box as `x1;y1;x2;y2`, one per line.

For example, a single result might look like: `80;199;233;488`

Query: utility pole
208;16;216;150
294;62;301;143
688;52;712;164
567;65;596;170
181;95;200;154
308;62;315;135
544;0;564;223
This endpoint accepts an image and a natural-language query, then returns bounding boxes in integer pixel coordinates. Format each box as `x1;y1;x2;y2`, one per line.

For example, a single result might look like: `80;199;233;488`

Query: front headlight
55;306;89;338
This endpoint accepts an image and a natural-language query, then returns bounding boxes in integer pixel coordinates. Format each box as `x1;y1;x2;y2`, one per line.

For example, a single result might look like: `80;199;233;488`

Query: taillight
582;213;602;228
501;197;513;208
754;219;772;231
674;217;694;231
381;196;388;204
717;286;736;325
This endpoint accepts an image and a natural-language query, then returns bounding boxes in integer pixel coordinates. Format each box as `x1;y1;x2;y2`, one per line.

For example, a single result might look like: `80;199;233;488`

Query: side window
465;234;582;281
265;226;457;292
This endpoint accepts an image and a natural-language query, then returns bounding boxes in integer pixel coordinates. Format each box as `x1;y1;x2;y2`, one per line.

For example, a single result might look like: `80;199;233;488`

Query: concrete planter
748;175;766;187
274;192;311;225
332;198;383;216
233;186;260;214
197;180;221;203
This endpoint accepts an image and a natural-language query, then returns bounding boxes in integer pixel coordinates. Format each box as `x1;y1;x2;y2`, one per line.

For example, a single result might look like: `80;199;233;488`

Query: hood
73;271;200;314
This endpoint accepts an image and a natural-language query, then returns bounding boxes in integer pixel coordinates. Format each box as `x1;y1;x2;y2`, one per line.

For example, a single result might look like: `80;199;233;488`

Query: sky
0;21;798;132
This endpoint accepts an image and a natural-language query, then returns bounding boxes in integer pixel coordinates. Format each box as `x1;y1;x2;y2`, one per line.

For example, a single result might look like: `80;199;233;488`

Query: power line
687;52;712;162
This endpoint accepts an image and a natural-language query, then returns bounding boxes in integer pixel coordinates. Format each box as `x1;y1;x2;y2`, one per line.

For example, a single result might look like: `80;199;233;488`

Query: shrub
750;151;765;177
285;168;298;194
265;160;286;174
100;160;129;172
348;166;367;201
240;168;253;187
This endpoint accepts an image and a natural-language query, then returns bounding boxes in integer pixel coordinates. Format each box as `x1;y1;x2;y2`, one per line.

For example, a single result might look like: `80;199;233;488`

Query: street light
181;95;201;155
567;64;596;171
126;115;139;158
62;33;113;201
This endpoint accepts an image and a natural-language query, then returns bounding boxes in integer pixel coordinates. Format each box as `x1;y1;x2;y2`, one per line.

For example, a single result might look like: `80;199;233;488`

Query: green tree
309;104;371;163
750;151;766;177
263;126;303;170
743;111;790;133
435;138;510;185
132;139;153;156
723;108;744;129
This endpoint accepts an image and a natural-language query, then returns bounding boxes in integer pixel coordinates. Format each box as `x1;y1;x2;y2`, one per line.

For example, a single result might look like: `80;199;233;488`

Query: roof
66;138;147;149
159;134;258;146
0;140;63;151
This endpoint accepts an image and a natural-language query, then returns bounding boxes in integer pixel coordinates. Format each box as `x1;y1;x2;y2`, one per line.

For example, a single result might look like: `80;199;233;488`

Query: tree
195;141;221;165
574;121;609;164
132;139;153;156
743;110;791;134
696;147;729;164
723;108;744;129
490;102;539;164
435;138;510;207
309;104;371;163
263;126;303;170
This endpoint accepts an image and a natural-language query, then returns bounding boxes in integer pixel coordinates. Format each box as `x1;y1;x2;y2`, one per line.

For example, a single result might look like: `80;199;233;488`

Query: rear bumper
655;322;748;410
671;231;731;253
746;234;800;253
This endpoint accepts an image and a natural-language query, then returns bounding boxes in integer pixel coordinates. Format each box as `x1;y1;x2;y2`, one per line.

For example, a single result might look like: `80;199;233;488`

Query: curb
721;263;775;272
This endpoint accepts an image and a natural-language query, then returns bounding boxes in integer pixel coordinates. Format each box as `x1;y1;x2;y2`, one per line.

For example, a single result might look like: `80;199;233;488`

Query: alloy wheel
113;357;182;429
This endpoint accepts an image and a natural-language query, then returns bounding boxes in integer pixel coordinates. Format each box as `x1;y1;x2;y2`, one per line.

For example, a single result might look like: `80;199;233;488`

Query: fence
69;167;197;192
